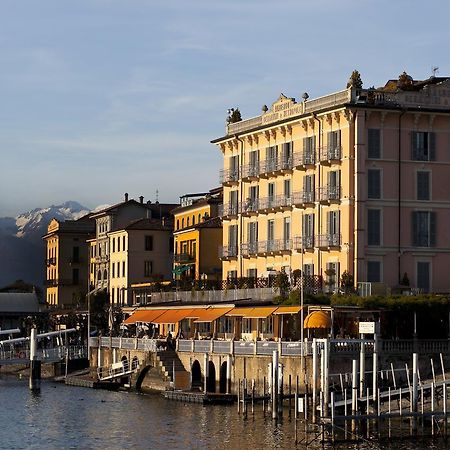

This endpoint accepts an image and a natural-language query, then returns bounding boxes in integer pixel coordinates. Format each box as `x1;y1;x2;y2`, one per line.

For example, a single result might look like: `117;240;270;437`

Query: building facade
172;188;222;280
212;72;450;293
109;218;174;306
43;216;94;308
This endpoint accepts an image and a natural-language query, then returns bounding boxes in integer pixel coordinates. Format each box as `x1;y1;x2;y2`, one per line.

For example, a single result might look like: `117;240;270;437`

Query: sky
1;0;449;217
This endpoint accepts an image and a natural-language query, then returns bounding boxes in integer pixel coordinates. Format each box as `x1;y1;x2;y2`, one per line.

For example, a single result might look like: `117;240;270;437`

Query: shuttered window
368;169;381;199
411;131;436;161
412;211;436;247
417;171;430;200
368;129;381;159
367;209;381;246
367;261;381;282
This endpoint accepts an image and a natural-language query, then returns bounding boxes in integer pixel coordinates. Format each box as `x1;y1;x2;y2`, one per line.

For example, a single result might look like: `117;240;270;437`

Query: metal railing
317;185;341;202
292;235;314;250
320;146;341;162
220;168;239;184
174;253;195;263
239;199;259;215
259;195;292;210
292;190;315;205
317;233;341;248
293;151;315;167
257;239;292;253
241;164;260;179
219;245;238;259
219;204;238;218
241;242;258;257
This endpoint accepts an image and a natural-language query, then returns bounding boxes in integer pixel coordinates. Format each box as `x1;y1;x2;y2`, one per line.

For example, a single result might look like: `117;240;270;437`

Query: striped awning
151;309;196;324
272;306;302;315
193;307;233;323
124;309;167;324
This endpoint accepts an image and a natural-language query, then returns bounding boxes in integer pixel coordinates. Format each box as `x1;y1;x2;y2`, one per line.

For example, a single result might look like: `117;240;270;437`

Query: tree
340;270;354;294
226;108;242;124
347;70;363;89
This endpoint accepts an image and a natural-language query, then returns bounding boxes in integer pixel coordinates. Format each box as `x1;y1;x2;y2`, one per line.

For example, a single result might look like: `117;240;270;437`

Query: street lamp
300;211;305;377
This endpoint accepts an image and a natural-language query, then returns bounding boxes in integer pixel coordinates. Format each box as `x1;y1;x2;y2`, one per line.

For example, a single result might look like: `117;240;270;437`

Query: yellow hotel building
212;72;450;293
172;188;222;280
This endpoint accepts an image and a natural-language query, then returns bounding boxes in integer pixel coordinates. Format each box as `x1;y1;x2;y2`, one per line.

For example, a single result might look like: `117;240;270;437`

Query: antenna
155;189;159;203
431;66;439;77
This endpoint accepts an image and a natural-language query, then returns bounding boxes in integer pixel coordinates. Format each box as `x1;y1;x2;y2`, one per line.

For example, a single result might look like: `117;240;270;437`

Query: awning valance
304;311;331;329
124;309;167;324
242;307;278;318
194;307;233;323
225;307;255;317
272;306;302;315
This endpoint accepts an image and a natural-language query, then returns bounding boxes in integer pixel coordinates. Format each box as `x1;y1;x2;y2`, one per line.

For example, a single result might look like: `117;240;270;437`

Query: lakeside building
212;71;450;294
43;216;94;308
172;188;223;281
108;218;174;306
87;194;177;303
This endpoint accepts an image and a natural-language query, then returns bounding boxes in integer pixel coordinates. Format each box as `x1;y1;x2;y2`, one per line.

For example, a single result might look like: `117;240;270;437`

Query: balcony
257;239;292;255
241;164;260;181
94;255;109;264
241;242;258;258
239;199;259;216
259;158;293;177
317;185;341;203
45;257;56;266
317;234;341;249
293;235;315;251
220;168;239;186
259;195;292;214
292;191;315;208
219;204;239;220
219;245;238;260
319;146;341;164
174;253;196;263
293;151;315;169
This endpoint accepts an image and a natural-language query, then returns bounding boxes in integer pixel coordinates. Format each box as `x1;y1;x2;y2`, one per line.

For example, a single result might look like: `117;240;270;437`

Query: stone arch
121;355;129;370
135;365;152;392
191;360;202;390
207;360;216;393
219;361;227;393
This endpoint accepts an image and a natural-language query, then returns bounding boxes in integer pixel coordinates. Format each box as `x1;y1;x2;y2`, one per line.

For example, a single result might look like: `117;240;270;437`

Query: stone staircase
156;349;190;389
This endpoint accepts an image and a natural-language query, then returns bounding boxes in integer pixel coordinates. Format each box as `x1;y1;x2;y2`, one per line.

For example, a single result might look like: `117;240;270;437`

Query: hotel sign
261;95;304;126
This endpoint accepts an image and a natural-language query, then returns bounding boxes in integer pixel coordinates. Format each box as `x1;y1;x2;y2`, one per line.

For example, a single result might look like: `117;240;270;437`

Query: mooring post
203;353;209;393
359;334;365;397
412;353;418;413
272;351;279;419
440;353;446;381
312;338;318;423
226;354;232;394
323;339;330;418
29;327;41;391
352;359;358;415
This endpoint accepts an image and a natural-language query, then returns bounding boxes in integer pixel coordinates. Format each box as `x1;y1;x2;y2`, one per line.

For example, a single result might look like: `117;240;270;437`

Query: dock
163;390;236;405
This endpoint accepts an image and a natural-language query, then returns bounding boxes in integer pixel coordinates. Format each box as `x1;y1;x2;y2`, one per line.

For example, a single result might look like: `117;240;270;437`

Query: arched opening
103;269;108;280
131;356;139;370
207;361;216;393
219;361;227;393
121;355;129;371
135;365;152;392
191;360;202;390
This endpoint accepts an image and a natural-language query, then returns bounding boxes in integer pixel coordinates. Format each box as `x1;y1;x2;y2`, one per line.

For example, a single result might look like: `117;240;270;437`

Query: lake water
0;375;448;449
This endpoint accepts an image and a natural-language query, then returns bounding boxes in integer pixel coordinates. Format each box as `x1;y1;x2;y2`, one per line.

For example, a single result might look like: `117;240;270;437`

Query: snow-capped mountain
2;201;90;241
0;201;90;288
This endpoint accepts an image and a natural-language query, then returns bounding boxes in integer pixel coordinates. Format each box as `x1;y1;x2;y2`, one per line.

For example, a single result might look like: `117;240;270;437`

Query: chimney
124;192;129;202
139;195;144;204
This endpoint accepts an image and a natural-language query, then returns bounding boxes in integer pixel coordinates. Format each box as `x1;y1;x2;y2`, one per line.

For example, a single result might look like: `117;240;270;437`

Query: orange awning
273;306;302;315
183;308;209;319
151;309;196;324
242;307;279;318
225;307;255;317
194;307;233;323
304;311;331;329
124;309;167;324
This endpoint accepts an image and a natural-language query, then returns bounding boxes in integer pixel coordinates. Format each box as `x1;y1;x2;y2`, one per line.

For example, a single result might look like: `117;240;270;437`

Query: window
412;131;435;161
72;268;79;285
417;171;430;200
242;318;252;334
327;210;340;243
368;129;381;159
303;264;314;276
217;316;233;334
247;268;257;278
327;130;341;158
144;261;153;277
328;170;340;200
72;246;79;263
176;219;179;230
230;155;239;179
283;217;290;244
281;142;292;167
117;238;121;252
367;261;381;282
325;262;339;292
268;182;275;207
368;169;381;199
267;219;275;243
122;261;126;278
248;222;258;248
227;270;237;279
303;136;315;164
284;179;291;199
112;263;115;278
145;235;153;251
249;150;259;174
112;238;115;253
412;211;436;247
260;316;274;334
192;215;195;225
182;218;185;228
187;217;190;227
229;190;238;214
417;261;430;293
303;174;315;202
302;214;314;248
228;225;238;253
123;236;126;251
367;209;381;246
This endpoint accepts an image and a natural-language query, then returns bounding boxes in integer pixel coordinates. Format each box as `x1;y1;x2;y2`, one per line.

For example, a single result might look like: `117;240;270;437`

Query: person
166;331;174;350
